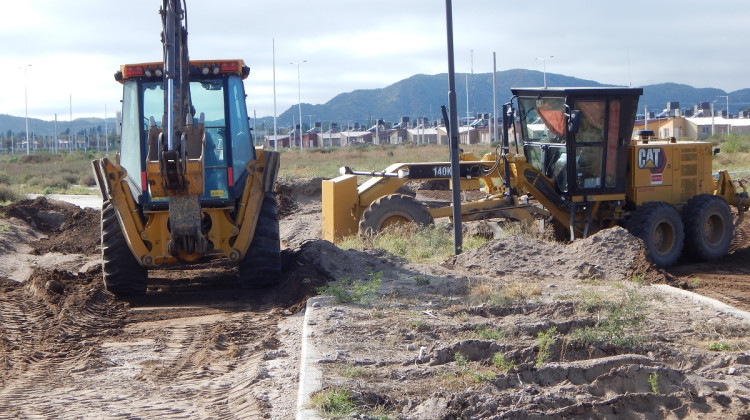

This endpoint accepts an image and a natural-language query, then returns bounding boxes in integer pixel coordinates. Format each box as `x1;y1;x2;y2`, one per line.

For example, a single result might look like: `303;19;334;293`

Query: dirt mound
447;226;660;282
277;178;324;247
2;197;100;255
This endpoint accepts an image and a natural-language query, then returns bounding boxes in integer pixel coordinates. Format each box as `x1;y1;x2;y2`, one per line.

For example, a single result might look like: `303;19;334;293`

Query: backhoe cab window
119;76;252;202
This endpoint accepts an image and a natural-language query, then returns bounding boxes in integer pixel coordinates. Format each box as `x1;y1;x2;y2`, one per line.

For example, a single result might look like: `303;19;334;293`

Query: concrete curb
295;296;327;420
651;284;750;320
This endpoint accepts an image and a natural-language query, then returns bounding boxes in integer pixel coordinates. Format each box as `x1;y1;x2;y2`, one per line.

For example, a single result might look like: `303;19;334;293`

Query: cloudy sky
1;0;748;121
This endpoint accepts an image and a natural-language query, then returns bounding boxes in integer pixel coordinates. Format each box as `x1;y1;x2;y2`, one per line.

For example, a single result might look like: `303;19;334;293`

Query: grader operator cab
322;87;749;267
92;0;281;296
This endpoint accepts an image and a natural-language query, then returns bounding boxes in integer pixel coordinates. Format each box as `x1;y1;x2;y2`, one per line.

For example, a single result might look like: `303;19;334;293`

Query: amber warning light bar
115;59;249;82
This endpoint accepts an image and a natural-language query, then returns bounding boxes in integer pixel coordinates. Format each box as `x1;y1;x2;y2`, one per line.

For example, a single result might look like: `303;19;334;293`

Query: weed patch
337;223;488;264
571;288;648;348
492;352;516;373
648;372;659;393
318;271;383;304
707;342;731;351
536;326;557;367
311;387;356;418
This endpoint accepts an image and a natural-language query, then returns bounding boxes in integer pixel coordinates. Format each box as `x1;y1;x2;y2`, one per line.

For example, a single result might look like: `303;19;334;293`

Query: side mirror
504;106;515;130
567;110;582;134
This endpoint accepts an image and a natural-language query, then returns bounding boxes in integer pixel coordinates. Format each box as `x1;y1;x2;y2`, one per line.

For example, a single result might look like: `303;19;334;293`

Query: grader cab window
518;96;569;192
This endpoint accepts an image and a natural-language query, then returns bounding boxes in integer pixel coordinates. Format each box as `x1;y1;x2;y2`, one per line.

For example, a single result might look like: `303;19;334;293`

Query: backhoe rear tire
682;194;733;261
359;194;433;236
239;192;282;288
101;201;147;296
628;202;684;268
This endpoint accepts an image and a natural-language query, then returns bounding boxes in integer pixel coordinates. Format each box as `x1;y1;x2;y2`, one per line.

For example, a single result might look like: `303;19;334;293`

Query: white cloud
1;0;748;120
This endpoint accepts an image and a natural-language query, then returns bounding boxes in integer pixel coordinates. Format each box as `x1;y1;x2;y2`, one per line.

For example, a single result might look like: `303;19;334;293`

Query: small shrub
454;351;468;367
317;271;382;304
492;352;516;373
648;372;659;393
80;173;97;187
707;342;731;351
19;154;51;164
475;325;505;340
535;326;557;367
413;275;431;286
0;185;18;203
311;387;355;418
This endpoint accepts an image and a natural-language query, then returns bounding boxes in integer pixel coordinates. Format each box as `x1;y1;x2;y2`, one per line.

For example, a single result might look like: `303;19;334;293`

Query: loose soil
1;183;749;419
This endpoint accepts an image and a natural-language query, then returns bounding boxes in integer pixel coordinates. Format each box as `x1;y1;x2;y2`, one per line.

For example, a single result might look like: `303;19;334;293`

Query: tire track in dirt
0;265;301;419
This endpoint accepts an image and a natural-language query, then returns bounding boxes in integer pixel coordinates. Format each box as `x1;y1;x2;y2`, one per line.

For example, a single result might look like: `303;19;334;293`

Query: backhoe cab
92;1;281;296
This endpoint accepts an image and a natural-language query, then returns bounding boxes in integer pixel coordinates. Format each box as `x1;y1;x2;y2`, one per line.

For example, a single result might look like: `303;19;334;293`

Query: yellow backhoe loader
92;0;280;295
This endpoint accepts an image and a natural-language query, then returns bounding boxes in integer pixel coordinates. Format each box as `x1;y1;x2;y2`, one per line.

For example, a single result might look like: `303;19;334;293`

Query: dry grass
338;223;490;264
277;143;495;179
0;151;106;196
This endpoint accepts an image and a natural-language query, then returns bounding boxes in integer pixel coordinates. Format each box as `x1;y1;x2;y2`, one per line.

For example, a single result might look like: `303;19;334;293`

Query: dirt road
1;180;750;418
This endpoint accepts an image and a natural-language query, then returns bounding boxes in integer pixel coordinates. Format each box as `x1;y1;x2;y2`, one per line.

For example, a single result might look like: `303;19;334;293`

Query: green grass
317;271;383;304
712;134;750;173
310;387;356;418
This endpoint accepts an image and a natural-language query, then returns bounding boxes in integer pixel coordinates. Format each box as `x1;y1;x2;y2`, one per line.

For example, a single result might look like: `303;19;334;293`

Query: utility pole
291;60;306;149
444;0;462;255
24;64;31;155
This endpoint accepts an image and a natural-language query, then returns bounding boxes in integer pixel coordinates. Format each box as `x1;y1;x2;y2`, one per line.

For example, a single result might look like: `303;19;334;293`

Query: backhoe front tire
629;202;684;268
682;194;733;261
239;192;282;288
359;194;433;236
101;201;147;296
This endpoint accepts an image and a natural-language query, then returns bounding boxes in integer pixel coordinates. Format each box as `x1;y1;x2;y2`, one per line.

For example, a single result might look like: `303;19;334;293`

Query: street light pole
536;56;553;88
717;95;729;137
24;64;32;155
291;60;306;150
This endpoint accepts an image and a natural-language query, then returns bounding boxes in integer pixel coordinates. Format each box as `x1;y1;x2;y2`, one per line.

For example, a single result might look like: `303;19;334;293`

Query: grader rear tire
682;194;733;261
101;201;147;296
359;194;433;236
629;202;684;268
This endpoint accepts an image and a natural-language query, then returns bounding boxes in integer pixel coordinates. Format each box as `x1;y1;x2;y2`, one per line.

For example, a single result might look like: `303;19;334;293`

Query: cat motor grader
91;0;281;296
322;86;749;267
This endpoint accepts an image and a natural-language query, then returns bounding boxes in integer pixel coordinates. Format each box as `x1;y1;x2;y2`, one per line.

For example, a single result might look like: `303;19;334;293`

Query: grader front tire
359;194;433;236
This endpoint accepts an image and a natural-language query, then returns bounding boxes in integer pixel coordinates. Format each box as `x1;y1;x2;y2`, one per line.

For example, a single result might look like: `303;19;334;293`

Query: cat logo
637;147;667;174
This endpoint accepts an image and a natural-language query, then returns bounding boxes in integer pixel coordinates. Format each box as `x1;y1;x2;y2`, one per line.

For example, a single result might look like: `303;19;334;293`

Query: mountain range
2;69;748;136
